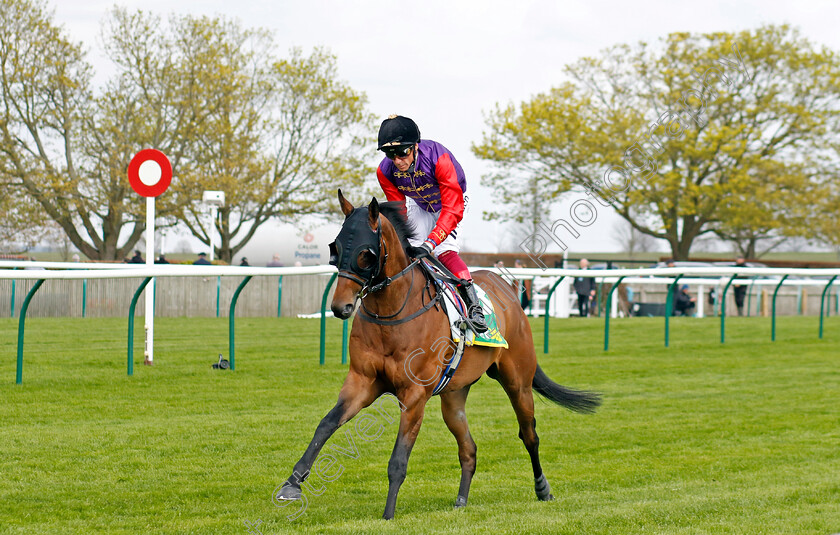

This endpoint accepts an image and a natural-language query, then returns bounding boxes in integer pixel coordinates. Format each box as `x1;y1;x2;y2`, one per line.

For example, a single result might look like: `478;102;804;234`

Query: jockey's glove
407;241;433;259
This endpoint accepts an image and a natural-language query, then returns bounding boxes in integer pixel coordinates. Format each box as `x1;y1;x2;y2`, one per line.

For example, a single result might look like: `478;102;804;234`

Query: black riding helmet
377;115;420;151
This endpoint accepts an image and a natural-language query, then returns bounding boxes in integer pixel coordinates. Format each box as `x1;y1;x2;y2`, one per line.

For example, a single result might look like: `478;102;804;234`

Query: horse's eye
357;250;376;269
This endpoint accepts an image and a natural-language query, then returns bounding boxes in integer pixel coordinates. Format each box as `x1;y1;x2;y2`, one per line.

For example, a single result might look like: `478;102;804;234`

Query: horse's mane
378;201;416;253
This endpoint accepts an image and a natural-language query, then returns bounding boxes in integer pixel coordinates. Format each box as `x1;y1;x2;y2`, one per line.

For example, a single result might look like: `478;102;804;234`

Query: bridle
329;208;440;326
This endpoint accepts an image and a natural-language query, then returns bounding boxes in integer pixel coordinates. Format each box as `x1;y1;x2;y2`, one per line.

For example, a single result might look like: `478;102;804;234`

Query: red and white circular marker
127;149;172;197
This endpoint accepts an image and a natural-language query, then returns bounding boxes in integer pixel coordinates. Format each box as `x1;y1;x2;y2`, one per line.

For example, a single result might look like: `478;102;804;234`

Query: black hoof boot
535;474;554;501
454;495;468;508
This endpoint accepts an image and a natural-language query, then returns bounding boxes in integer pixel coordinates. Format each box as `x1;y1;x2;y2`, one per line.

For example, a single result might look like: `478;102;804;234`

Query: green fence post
216;276;221;318
596;281;603;317
16;279;45;384
10;279;15;318
544;276;565;354
320;273;338;365
528;276;535;316
771;275;789;341
82;279;87;318
127;277;152;377
664;275;683;348
796;285;803;315
604;276;625;351
277;276;283;317
341;320;349;365
819;276;836;339
720;275;738;344
228;276;253;371
746;279;756;317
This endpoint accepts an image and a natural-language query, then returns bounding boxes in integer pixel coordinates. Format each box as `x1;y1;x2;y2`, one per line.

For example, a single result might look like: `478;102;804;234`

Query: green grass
2;316;839;534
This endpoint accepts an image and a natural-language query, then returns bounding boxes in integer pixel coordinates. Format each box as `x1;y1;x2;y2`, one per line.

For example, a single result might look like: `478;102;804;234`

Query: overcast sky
50;0;840;258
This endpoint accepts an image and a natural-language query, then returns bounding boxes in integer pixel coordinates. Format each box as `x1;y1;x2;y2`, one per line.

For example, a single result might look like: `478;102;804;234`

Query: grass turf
1;315;839;534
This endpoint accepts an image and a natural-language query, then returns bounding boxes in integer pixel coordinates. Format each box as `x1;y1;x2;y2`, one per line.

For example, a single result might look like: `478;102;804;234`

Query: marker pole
145;196;155;365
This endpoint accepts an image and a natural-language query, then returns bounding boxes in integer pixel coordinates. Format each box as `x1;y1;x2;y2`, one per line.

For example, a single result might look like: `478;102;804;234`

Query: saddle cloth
436;279;509;349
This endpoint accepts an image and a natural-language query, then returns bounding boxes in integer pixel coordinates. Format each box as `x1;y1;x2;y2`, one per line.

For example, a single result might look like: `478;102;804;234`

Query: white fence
2;262;840;319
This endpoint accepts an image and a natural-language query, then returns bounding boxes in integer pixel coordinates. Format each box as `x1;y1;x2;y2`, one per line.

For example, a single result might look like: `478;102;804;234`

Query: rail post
341;320;349;365
746;279;757;317
320;273;338;365
228;276;253;371
127;277;152;376
664;275;682;348
604;276;625;351
16;279;45;384
771;275;789;341
82;279;87;318
819;276;837;339
215;276;221;318
720;275;738;344
277;276;283;317
544;276;565;354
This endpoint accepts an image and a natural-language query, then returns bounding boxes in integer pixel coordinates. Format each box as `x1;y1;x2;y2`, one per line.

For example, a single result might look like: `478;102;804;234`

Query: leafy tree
171;44;374;262
474;25;840;260
0;183;53;253
611;217;661;258
0;0;101;256
1;1;373;262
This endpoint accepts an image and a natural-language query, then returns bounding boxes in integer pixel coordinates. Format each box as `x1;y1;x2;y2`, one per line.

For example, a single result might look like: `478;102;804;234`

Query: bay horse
276;191;600;519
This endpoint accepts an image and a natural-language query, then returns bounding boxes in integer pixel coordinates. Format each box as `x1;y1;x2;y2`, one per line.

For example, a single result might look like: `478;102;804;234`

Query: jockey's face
391;145;415;172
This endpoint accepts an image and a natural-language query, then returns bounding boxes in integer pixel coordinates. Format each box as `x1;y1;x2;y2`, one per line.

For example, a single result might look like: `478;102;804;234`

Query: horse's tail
532;365;601;414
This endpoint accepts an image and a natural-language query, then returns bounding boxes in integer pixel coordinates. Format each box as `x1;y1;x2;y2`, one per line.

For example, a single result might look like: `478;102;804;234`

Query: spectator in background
733;256;748;316
267;254;284;267
514;259;531;310
71;253;80;262
129;250;144;264
494;260;505;269
574;258;597;317
674;284;696;316
193;252;211;265
239;257;249;266
155;254;170;264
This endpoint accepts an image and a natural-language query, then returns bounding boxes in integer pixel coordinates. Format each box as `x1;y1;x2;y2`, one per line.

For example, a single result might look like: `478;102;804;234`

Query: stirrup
468;308;489;333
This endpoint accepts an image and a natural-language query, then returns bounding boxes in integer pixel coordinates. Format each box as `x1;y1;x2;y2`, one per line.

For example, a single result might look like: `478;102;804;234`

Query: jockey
376;114;488;333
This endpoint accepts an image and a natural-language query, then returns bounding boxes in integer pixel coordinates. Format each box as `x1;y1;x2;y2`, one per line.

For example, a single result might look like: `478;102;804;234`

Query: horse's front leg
382;395;426;520
277;370;381;501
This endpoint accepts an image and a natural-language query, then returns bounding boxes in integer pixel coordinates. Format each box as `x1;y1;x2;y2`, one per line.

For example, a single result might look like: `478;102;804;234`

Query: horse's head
329;190;390;319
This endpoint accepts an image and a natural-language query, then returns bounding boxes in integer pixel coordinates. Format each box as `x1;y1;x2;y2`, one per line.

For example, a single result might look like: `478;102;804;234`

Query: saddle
416;259;509;396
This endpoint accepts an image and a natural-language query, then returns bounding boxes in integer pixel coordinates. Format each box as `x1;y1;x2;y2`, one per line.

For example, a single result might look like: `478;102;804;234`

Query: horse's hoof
535;474;553;501
454;495;468;508
275;483;301;501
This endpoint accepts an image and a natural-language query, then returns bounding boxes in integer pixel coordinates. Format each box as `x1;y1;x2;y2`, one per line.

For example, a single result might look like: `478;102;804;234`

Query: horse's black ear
368;197;379;228
338;189;354;217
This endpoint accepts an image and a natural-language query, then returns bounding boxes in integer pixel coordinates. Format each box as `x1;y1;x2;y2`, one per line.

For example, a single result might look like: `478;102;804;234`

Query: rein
352;225;442;326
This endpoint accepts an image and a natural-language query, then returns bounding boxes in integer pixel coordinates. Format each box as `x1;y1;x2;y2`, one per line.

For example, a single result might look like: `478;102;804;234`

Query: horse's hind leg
497;360;554;501
440;386;477;508
276;371;382;501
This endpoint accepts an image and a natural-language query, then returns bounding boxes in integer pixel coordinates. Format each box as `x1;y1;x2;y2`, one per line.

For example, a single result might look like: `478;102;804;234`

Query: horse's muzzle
332;302;354;319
